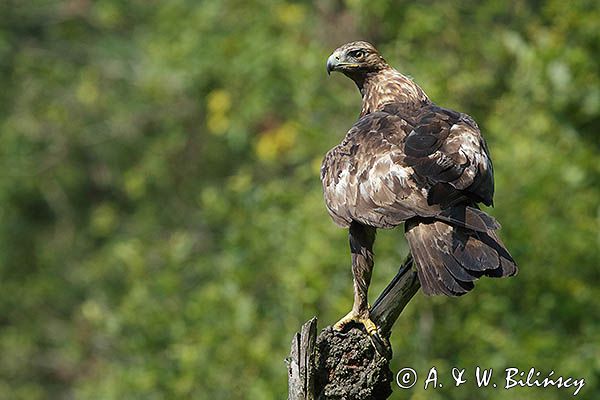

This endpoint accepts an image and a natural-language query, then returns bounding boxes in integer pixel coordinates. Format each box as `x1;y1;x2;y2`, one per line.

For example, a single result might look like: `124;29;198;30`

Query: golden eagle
322;41;517;338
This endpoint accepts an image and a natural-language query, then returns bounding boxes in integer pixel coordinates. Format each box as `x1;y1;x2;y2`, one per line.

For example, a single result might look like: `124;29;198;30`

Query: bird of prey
322;41;517;339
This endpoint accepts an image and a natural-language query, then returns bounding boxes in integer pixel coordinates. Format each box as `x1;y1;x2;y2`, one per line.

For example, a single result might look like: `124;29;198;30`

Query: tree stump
286;257;420;400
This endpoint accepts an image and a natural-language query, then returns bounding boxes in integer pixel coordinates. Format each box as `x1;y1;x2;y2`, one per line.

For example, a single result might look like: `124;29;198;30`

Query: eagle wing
321;106;496;229
321;112;419;228
403;105;494;207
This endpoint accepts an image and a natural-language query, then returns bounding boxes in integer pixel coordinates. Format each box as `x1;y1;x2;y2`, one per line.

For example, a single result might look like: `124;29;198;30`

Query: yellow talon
362;317;378;336
333;310;379;336
334;309;391;359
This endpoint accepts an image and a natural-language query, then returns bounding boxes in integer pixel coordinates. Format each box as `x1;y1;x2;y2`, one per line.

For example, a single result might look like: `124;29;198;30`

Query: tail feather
410;225;472;296
405;213;517;297
443;252;479;282
453;229;500;272
484;228;518;277
437;206;500;232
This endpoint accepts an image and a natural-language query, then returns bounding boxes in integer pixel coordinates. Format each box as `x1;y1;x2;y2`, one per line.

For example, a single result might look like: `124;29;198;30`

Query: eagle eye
348;50;365;59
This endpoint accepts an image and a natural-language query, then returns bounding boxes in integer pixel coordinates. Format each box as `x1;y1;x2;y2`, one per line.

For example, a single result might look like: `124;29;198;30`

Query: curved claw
333;310;391;359
333;309;367;332
334;309;377;330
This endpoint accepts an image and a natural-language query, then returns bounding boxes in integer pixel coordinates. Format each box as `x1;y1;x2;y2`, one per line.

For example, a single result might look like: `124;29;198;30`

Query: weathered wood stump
287;257;420;400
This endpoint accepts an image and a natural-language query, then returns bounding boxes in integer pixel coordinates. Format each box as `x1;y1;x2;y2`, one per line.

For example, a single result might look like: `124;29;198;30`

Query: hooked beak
326;52;340;75
327;51;360;75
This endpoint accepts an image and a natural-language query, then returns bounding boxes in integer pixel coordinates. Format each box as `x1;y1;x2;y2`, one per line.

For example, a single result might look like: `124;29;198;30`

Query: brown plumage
322;41;517;333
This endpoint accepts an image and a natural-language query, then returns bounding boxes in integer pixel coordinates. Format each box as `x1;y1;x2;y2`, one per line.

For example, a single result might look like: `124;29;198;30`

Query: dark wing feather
404;105;494;207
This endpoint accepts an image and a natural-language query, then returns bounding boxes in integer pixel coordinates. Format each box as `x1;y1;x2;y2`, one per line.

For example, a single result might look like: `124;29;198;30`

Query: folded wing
403;105;494;207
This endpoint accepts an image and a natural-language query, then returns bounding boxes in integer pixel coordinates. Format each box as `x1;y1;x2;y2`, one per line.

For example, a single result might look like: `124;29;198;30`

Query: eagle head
326;41;388;78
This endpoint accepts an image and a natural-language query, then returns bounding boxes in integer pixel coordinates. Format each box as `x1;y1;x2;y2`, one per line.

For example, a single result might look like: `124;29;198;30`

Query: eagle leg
333;222;378;336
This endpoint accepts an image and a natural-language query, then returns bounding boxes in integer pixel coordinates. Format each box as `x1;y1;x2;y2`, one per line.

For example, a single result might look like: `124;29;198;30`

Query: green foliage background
1;1;598;399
